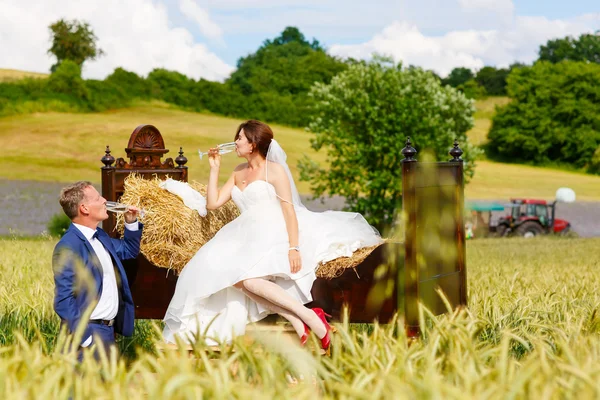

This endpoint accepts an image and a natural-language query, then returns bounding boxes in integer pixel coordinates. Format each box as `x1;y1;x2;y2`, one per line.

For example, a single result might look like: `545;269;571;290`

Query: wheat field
1;236;599;398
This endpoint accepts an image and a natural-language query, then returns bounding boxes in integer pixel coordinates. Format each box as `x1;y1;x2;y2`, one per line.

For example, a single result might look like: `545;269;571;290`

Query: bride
163;120;382;351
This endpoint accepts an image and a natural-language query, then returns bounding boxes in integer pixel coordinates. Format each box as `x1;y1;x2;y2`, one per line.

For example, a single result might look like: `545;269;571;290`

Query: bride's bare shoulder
266;161;285;175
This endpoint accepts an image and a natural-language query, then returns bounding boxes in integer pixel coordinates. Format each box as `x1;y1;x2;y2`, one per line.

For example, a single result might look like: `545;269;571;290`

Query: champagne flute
105;201;146;218
198;142;237;160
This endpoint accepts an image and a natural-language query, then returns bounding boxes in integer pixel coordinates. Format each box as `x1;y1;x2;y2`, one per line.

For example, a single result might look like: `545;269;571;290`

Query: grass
466;96;511;146
466;160;600;201
0;68;48;82
1;236;600;398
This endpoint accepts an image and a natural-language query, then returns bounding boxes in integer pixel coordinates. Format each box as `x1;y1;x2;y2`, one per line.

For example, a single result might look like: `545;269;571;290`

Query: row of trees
16;19;600;122
485;31;600;174
441;31;600;99
441;65;517;98
486;60;600;173
1;24;347;127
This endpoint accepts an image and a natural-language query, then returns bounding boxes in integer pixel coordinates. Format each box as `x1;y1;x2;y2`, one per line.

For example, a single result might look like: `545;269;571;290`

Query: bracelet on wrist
289;246;300;252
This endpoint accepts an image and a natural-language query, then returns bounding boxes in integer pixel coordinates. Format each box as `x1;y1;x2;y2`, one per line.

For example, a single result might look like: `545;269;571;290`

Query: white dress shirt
73;221;138;346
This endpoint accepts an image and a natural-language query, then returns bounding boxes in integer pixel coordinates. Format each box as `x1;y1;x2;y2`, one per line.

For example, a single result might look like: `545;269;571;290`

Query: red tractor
495;198;572;238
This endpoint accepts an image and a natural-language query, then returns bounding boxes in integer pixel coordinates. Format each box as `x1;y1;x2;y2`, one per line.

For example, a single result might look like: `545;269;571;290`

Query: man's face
81;186;108;222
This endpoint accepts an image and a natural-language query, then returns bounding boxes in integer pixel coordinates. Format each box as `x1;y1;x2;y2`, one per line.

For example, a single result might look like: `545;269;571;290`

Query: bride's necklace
241;162;265;185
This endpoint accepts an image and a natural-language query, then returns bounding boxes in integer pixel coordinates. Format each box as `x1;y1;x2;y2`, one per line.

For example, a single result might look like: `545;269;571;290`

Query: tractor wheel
515;221;544;238
560;225;579;238
495;224;508;237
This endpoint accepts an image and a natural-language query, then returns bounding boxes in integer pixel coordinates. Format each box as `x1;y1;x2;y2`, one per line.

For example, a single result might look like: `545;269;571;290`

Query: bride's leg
240;278;327;339
237;286;306;337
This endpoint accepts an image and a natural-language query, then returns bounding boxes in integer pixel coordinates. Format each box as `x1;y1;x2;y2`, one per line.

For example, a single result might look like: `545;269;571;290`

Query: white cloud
178;0;223;41
2;0;599;82
329;14;600;77
0;0;233;81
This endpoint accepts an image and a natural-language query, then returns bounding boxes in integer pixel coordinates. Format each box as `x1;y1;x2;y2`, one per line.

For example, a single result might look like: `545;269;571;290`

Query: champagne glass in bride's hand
198;142;237;160
105;201;146;219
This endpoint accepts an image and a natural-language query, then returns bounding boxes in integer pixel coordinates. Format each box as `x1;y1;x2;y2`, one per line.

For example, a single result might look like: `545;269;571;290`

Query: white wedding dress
163;146;382;345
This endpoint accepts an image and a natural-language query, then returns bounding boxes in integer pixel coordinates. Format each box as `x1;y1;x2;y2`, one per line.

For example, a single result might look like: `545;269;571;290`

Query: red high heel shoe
311;308;332;352
300;322;310;346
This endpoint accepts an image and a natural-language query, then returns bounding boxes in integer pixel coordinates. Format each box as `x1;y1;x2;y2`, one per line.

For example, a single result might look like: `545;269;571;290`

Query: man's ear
79;203;90;217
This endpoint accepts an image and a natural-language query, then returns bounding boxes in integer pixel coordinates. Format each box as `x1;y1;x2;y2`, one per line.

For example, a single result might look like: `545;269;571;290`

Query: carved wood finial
401;137;417;162
125;125;169;168
449;139;463;162
101;145;115;168
127;125;165;150
175;147;188;168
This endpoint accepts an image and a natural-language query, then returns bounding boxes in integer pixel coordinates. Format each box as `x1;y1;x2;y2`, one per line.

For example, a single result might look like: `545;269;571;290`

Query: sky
1;0;598;82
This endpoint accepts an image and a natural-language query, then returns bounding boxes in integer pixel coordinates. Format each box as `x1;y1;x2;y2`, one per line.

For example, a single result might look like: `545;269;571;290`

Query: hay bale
315;243;384;279
115;174;388;279
115;174;239;272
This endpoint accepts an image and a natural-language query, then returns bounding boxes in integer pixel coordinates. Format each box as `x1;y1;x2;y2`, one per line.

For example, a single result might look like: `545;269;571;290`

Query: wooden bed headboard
100;124;188;318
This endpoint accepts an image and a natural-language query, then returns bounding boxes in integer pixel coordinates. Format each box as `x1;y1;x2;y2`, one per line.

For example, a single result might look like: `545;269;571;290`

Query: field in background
466;96;511;146
0;68;48;82
2;237;600;397
0;101;326;193
466;160;600;201
2;100;600;200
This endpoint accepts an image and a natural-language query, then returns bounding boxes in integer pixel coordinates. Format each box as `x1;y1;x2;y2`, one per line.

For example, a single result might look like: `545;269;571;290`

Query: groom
52;181;142;356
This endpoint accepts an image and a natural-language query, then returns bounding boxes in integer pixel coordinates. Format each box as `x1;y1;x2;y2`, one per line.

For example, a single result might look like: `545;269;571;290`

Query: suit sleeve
110;222;143;261
52;245;83;333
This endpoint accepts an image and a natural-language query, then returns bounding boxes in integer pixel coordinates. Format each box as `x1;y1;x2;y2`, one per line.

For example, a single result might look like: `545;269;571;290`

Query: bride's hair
235;120;273;158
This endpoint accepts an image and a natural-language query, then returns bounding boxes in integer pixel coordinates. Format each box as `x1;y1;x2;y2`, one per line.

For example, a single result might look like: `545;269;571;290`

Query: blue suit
52;223;142;344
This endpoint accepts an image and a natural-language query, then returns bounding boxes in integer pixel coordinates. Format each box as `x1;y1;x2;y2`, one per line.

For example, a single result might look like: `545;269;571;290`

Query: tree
458;79;486;99
229;26;345;96
48;19;104;72
299;58;479;229
225;26;346;126
475;66;509;96
486;61;600;173
147;69;195;107
443;67;474;87
539;31;600;64
268;26;322;50
589;146;600;175
47;60;88;99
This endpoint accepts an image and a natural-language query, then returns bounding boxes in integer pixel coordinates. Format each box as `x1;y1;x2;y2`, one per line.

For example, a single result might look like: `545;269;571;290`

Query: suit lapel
95;231;129;289
69;224;103;275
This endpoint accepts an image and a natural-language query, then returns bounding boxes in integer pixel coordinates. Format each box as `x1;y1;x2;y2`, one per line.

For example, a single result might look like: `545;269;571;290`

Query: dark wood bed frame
101;125;467;337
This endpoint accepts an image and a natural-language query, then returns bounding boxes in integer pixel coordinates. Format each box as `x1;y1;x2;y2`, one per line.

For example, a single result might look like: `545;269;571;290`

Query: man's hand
124;206;141;224
289;250;302;274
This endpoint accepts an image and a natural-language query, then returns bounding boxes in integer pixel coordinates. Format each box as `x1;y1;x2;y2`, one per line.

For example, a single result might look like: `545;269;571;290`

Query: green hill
0;102;325;193
1;98;600;201
466;96;511;146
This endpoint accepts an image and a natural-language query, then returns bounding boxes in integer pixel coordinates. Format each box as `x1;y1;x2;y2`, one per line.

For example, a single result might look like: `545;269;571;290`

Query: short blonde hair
59;181;93;220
